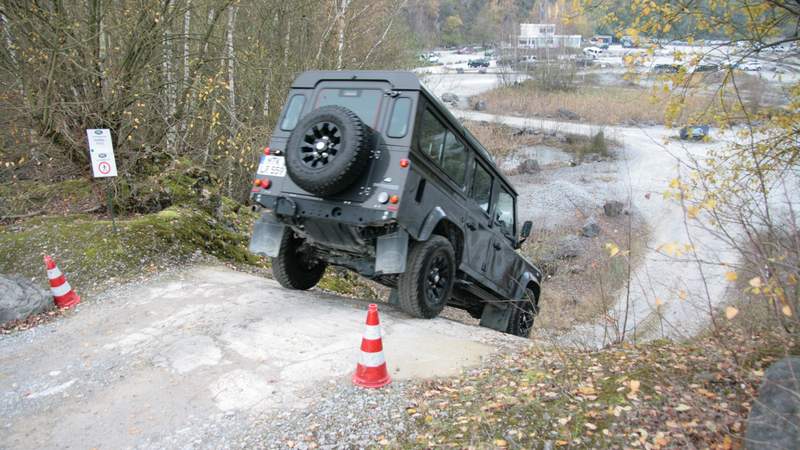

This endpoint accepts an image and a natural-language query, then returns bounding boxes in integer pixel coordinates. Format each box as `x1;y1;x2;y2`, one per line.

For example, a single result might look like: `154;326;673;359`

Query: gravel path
0;265;527;449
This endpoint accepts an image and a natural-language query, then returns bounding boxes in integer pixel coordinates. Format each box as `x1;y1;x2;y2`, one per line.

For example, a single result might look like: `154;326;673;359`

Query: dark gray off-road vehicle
249;71;541;337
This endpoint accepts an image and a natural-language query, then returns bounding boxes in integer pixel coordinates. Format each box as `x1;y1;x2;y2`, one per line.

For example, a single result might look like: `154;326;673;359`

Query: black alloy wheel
300;121;341;169
285;105;372;197
424;253;450;309
398;236;456;319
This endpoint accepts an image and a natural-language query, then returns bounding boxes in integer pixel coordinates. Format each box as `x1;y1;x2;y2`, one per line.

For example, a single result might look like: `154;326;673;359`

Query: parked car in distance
739;62;762;71
679;124;710;141
418;53;440;64
583;46;603;59
693;64;719;73
621;36;635;48
653;63;682;73
248;71;542;337
467;58;490;68
589;35;612;49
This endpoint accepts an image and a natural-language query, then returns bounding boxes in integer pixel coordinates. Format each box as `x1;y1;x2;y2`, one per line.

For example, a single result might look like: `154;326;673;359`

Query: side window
471;161;492;213
496;187;515;237
387;98;412;138
441;131;467;185
417;108;446;161
280;94;306;131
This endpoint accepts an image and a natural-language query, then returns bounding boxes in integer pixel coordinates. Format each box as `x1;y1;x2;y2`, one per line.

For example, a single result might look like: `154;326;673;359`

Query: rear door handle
465;222;477;231
493;242;501;250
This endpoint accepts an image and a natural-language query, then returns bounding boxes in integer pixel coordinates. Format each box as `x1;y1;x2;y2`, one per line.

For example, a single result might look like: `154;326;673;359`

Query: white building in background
518;23;582;49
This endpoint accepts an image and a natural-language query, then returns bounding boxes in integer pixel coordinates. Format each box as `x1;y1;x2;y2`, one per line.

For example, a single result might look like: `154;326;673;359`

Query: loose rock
555;235;584;259
0;274;53;325
745;357;800;450
473;99;487;111
557;108;580;121
441;92;459;104
580;217;601;238
603;200;625;217
515;159;541;174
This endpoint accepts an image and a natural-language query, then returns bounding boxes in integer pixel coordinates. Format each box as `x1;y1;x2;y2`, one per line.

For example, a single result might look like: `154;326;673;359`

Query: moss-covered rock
0;200;262;294
119;160;223;214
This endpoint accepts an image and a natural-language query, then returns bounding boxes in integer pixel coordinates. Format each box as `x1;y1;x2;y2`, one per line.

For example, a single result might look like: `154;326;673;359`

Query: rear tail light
253;178;271;189
389;195;399;204
263;147;271;155
399;159;409;168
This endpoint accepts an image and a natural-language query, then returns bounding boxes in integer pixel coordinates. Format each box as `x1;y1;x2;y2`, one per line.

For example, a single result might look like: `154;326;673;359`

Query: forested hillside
0;0;413;204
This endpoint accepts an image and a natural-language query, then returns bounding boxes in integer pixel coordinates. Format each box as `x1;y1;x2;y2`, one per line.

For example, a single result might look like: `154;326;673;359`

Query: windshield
316;88;383;127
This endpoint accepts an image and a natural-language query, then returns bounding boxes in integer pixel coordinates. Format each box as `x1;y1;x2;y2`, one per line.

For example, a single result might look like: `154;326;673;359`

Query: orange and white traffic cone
353;303;391;388
44;255;81;308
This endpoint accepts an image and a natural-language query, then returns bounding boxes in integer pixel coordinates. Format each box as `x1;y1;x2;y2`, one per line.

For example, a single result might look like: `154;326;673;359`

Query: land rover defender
249;71;541;337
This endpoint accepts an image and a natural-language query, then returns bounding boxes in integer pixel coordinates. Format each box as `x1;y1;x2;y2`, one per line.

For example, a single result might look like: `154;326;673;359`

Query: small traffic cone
44;255;81;308
353;303;391;388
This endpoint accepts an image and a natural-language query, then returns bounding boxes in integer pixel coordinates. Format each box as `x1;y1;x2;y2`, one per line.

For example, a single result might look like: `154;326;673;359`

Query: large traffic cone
44;255;81;308
353;303;391;388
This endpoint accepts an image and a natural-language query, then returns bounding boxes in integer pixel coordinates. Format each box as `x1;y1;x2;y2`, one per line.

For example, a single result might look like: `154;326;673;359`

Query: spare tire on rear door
285;105;372;197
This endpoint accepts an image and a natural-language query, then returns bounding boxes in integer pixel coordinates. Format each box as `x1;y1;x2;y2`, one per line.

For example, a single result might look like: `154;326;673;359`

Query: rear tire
506;288;538;337
398;236;456;319
272;232;327;290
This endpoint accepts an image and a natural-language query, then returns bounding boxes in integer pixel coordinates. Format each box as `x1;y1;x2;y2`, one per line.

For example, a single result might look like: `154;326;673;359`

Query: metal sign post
86;129;119;233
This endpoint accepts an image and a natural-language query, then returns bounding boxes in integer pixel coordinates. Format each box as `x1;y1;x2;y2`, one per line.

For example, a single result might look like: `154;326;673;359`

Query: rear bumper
251;192;396;226
249;193;408;274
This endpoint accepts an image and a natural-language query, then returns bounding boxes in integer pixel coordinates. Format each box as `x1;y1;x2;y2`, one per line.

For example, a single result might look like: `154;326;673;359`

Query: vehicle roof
292;71;424;90
291;70;518;196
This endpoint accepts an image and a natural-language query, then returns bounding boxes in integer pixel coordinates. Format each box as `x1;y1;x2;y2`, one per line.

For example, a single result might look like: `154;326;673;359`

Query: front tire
398;236;456;319
506;289;538;337
272;232;327;290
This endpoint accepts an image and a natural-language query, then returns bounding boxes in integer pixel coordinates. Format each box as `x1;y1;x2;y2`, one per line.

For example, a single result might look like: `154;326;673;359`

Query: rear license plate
257;155;286;177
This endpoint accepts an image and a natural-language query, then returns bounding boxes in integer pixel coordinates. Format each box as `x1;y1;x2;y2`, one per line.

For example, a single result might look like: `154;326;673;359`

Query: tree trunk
336;0;350;70
183;0;191;88
177;0;192;153
262;67;271;119
225;5;238;136
1;14;17;67
163;0;177;155
87;0;106;106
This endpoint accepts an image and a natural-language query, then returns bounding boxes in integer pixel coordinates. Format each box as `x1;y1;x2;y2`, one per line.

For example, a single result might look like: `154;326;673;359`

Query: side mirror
518;220;533;247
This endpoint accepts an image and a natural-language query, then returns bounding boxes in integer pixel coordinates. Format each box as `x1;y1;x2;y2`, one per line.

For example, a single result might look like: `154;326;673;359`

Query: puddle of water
500;145;572;171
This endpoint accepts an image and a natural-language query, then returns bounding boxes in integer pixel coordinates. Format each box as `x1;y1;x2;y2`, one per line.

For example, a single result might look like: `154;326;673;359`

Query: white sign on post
86;129;118;178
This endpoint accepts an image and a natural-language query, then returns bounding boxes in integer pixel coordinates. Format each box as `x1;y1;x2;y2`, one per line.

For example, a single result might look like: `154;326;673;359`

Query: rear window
317;88;382;127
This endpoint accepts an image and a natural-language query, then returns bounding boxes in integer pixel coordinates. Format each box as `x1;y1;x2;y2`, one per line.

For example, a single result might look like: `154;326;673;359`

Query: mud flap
248;214;285;257
375;230;408;274
479;302;513;333
388;288;400;306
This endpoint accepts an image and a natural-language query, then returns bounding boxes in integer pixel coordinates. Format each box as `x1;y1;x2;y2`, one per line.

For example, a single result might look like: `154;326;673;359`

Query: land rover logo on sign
86;129;118;178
